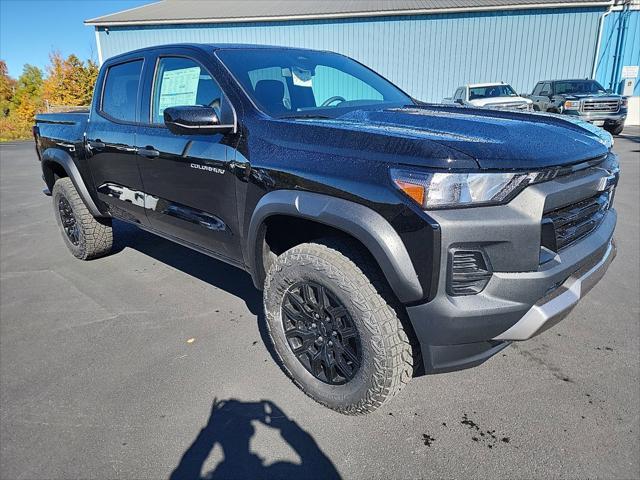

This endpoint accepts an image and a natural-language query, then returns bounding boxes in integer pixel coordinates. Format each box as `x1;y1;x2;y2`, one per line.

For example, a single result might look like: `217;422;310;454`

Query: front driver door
135;53;245;263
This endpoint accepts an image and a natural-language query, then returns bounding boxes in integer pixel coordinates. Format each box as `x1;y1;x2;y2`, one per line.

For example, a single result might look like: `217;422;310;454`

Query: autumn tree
43;52;98;107
1;52;98;141
0;60;16;117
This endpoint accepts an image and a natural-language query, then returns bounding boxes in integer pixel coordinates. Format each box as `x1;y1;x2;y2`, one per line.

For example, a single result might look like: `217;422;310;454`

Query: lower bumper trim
493;240;616;341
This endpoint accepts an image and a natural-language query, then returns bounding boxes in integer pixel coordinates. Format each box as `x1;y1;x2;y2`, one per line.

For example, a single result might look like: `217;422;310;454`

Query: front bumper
493;240;615;341
406;157;618;374
565;110;626;125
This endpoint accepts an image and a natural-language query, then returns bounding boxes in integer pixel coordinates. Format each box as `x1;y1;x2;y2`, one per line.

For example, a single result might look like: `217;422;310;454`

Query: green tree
12;64;44;123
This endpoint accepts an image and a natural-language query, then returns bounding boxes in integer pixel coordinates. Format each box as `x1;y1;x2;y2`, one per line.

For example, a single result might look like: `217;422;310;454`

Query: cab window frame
98;57;145;125
147;54;235;129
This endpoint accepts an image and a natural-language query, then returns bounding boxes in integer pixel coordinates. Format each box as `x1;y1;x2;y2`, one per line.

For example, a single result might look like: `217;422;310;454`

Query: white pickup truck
445;82;533;111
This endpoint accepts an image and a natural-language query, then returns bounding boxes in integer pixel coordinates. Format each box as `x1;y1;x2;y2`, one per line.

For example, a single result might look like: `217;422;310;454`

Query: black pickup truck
33;44;619;415
527;79;627;135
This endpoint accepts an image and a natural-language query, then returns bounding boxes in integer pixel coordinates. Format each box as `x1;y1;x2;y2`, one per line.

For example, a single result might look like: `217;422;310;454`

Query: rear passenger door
135;49;244;263
86;58;148;225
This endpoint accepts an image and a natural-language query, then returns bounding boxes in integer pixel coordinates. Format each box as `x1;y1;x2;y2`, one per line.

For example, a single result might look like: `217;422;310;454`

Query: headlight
390;169;539;209
564;100;580;110
621;98;628;108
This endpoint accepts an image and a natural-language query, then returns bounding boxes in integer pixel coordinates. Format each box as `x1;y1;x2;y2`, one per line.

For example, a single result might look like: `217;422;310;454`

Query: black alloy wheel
57;196;80;246
281;282;362;385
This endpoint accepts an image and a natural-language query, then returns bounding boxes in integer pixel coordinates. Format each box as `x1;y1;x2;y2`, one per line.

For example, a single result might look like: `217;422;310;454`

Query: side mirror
455;99;464;105
606;88;613;94
163;105;234;135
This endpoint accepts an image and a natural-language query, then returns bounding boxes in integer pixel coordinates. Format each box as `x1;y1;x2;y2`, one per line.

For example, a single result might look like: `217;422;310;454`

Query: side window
101;60;143;122
540;82;551;95
151;57;225;124
532;82;543;96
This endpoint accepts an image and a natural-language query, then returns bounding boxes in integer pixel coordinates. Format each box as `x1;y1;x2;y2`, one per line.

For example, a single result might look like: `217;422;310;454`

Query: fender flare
247;190;423;303
41;148;104;217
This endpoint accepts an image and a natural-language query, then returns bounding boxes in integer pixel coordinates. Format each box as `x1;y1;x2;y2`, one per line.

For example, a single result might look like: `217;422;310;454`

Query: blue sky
0;0;152;78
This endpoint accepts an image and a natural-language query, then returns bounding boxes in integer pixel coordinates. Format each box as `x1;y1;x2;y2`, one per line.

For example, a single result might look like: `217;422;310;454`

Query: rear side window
151;57;223;124
101;60;142;122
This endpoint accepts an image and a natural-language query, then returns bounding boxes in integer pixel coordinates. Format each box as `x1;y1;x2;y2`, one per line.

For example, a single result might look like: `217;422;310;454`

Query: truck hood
469;96;532;107
283;105;609;170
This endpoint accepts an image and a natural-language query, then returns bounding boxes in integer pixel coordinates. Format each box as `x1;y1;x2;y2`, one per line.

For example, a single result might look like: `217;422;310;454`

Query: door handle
229;161;249;173
87;140;105;151
137;147;160;159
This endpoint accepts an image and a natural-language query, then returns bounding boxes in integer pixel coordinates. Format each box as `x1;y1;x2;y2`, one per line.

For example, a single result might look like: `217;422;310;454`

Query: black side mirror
455;99;464;105
163;105;235;135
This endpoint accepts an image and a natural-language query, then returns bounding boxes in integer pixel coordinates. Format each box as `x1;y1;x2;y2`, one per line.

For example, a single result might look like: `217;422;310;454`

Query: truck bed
34;112;89;154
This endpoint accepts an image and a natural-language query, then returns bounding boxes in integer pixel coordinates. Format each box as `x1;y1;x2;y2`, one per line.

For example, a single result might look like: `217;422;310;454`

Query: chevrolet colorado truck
33;44;619;415
527;79;627;135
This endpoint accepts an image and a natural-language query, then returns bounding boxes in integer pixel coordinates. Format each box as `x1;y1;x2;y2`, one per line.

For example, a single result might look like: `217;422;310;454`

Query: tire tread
264;237;413;415
52;177;112;260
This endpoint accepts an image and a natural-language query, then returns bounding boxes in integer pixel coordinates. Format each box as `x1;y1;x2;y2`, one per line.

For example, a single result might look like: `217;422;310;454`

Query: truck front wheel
52;177;113;260
605;123;624;136
263;238;413;415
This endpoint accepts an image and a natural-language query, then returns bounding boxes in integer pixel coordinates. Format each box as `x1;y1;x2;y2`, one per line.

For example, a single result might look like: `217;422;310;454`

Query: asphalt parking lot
1;130;639;479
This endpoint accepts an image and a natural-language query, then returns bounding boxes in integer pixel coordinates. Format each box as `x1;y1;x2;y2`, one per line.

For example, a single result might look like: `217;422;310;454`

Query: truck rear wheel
52;177;113;260
263;238;413;415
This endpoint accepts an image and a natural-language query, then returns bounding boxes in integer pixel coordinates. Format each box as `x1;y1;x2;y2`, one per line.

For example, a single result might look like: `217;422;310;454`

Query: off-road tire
52;177;113;260
264;238;413;415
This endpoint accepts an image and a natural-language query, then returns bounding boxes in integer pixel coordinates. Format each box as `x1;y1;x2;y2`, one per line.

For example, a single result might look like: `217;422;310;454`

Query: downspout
610;2;630;92
94;28;103;66
592;3;614;79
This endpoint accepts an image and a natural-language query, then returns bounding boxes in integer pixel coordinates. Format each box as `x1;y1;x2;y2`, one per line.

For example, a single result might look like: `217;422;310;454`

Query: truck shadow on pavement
111;222;341;478
110;219;284;374
112;219;263;316
169;398;341;480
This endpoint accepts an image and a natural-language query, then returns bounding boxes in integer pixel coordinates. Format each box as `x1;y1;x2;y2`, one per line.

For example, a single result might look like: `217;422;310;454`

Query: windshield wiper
278;113;332;120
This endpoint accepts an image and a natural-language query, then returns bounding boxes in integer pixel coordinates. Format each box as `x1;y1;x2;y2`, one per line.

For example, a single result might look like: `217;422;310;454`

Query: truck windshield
554;80;606;95
468;85;517;99
216;48;413;118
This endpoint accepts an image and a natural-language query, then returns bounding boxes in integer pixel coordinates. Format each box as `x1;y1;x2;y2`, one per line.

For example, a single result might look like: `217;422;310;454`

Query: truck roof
106;43;330;62
537;79;595;83
466;82;509;88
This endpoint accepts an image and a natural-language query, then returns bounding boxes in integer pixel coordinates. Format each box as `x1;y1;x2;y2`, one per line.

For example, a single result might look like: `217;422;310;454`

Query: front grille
582;100;620;113
541;192;611;251
493;102;529;110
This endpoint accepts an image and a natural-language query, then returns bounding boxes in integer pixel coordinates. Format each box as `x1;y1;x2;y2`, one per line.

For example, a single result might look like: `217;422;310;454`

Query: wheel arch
247;190;423;304
41;148;104;217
